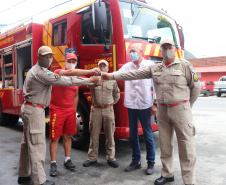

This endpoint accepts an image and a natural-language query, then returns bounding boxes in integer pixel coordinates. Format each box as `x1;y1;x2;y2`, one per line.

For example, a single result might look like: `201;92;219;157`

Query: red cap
66;53;77;60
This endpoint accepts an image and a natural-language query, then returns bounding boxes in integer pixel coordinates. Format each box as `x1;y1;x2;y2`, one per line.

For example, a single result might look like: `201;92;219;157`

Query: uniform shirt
49;69;78;109
89;80;120;106
114;58;156;109
114;58;201;107
23;64;90;107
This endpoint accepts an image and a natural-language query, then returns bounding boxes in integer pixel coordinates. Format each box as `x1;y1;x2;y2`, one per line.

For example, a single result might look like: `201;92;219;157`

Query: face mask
130;52;139;62
38;58;52;68
65;62;76;69
161;50;175;60
101;67;108;72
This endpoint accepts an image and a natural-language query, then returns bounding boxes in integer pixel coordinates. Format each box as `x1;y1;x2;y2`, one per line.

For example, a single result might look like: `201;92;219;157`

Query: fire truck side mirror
77;55;80;68
92;2;107;32
178;24;185;49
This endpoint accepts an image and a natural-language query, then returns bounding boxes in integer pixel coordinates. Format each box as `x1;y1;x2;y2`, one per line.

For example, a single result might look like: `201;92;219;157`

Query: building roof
188;56;226;67
194;65;226;73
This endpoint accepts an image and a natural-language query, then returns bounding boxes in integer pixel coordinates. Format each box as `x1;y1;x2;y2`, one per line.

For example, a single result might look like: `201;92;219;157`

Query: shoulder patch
189;64;196;73
117;88;120;93
193;73;199;82
47;71;53;75
54;74;61;79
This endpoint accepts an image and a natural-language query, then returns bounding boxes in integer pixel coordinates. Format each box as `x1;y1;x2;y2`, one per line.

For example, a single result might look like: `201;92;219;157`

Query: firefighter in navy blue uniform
101;40;200;185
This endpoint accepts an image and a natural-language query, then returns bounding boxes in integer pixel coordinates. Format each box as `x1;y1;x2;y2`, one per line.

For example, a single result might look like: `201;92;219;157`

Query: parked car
200;81;215;96
214;76;226;97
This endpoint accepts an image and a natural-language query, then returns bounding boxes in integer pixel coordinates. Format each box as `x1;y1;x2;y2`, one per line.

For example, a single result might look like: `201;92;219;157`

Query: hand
150;105;157;115
101;72;114;80
91;68;101;74
90;76;101;85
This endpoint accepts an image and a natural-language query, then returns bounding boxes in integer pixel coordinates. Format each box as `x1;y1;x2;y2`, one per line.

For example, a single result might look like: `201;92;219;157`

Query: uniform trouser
127;107;155;163
18;104;46;185
88;106;116;161
157;101;196;184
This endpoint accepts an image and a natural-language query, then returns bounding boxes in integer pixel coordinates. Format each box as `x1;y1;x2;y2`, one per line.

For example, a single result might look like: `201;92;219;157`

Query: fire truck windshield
119;1;181;49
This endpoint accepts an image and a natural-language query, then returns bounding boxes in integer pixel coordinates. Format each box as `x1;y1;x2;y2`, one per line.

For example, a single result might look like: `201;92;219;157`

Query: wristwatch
153;103;157;107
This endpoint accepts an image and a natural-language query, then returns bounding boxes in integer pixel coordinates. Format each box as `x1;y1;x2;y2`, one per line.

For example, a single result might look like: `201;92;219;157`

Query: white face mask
101;67;108;72
161;50;175;60
65;62;76;69
38;58;52;68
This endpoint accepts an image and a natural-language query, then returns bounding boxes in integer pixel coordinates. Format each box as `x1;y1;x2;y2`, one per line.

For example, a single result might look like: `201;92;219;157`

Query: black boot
18;176;31;184
41;180;55;185
154;176;174;185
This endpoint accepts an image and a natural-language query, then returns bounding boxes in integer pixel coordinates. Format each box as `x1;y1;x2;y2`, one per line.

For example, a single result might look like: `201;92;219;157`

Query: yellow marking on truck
175;51;179;58
125;42;130;52
144;44;152;55
153;45;160;56
8;26;26;36
113;44;116;71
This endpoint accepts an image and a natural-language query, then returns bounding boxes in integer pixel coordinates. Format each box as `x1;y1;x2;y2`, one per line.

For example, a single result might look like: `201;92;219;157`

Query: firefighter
17;46;100;185
101;40;200;185
83;60;120;168
49;53;100;176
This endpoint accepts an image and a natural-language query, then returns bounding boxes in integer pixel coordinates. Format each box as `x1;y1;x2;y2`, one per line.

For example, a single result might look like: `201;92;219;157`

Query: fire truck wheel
0;113;19;126
217;92;221;97
71;101;90;149
204;90;210;97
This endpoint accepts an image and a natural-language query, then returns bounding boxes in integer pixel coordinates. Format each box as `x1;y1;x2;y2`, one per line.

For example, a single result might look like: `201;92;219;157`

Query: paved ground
0;94;226;185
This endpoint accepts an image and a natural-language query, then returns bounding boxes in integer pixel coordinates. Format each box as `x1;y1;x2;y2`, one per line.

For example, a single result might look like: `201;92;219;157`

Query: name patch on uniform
154;69;162;72
193;73;199;82
47;71;53;75
54;74;61;79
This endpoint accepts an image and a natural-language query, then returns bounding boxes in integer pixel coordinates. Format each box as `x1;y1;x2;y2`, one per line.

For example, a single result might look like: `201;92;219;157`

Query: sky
0;0;225;59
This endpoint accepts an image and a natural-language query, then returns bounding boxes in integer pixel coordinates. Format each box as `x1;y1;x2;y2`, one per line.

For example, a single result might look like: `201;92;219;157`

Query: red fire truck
0;0;184;148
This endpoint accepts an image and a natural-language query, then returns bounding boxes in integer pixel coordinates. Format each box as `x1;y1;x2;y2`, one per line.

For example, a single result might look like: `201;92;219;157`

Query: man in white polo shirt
115;43;157;175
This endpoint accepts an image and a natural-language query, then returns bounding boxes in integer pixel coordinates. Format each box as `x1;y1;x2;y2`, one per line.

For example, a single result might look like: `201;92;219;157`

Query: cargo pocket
30;130;45;145
188;123;196;136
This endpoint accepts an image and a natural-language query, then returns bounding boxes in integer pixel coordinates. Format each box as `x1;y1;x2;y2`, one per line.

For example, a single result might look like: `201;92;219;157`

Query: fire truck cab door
78;4;114;71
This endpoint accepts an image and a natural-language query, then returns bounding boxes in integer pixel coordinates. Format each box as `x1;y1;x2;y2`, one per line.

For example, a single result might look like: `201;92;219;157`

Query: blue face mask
130;52;139;61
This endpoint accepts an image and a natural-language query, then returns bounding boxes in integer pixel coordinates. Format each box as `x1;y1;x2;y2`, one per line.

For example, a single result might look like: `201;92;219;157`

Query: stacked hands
89;68;114;85
89;69;157;115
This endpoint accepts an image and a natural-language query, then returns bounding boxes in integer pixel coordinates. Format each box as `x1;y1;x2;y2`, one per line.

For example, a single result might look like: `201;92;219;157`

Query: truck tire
0;101;19;126
71;101;90;149
0;113;19;126
204;90;210;97
217;92;221;97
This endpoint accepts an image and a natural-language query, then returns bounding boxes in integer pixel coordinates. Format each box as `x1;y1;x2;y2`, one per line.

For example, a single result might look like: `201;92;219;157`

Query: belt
160;100;188;107
92;103;113;108
25;102;44;109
